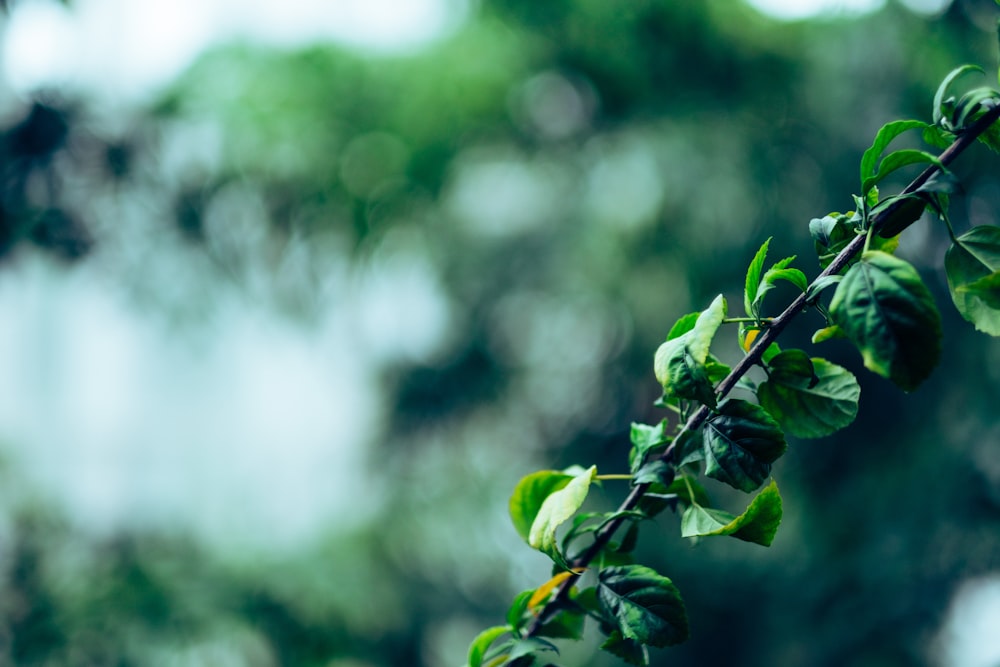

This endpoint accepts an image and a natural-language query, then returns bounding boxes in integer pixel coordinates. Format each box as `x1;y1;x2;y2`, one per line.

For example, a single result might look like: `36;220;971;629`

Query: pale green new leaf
945;226;1000;335
680;480;783;546
745;238;771;316
529;466;597;566
654;295;726;407
830;251;942;392
467;625;510;667
597;565;690;648
758;352;860;438
509;471;573;543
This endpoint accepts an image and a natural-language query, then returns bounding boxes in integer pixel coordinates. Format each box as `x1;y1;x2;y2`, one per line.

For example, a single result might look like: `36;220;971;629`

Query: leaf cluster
467;64;1000;666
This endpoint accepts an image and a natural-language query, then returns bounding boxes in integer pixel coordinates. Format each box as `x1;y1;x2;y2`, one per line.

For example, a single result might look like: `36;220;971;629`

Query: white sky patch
1;0;462;104
746;0;885;20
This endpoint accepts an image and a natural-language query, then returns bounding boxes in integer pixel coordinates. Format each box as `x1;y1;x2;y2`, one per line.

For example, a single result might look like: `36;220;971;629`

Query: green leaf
654;295;726;407
873;195;927;238
758;351;860;438
508;638;558;661
509;471;573;543
745;237;771;316
632;459;674;486
811;324;845;344
934;65;984;126
862;149;944;196
666;312;700;340
507;590;534;630
954;86;999;129
860;120;929;189
601;630;649;666
959;271;1000;309
666;474;711;508
467;625;510;667
597;565;690;648
628;421;669;473
680;480;783;546
535;608;586;640
945;226;1000;335
673;426;704;468
809;214;856;269
830;251;942;391
703;399;787;493
529;466;597;567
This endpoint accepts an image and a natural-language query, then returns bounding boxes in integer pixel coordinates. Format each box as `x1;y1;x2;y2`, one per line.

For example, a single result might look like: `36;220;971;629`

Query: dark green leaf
597;565;690;648
745;238;771;316
673;426;704;468
954;87;999;128
467;625;510;667
529;466;597;567
759;352;860;438
830;251;942;391
703;399;787;492
601;631;648;666
680;480;783;546
945;226;1000;335
654;295;726;407
632;459;674;486
509;471;573;543
873;195;927;238
805;274;843;302
535;608;586;640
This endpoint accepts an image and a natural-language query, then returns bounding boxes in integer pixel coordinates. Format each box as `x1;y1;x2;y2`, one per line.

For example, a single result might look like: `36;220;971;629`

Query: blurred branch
524;101;1000;637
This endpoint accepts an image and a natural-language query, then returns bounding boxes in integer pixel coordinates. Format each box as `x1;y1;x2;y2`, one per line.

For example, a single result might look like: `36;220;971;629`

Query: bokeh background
1;0;1000;665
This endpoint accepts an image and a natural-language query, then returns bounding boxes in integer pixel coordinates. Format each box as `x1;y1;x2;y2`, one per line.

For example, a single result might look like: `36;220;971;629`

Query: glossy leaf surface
830;251;942;391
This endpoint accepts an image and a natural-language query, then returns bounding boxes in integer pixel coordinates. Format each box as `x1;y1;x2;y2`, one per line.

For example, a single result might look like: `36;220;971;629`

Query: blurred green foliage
2;0;1000;665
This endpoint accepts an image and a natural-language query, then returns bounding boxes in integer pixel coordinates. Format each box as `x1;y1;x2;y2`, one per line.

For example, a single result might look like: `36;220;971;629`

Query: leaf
959;271;1000;309
654;295;726;407
672;426;704;468
934;65;984;126
628;421;669;473
666;312;700;340
945;226;1000;335
874;195;926;239
862;149;944;197
597;565;690;648
632;459;674;486
601;631;649;666
703;399;787;493
529;466;597;566
680;480;783;546
805;274;843;302
830;251;942;392
467;625;510;667
758;352;860;438
528;571;576;610
809;213;856;269
745;237;771;316
507;590;534;630
860;120;929;189
811;324;845;344
535;608;586;640
509;471;573;543
666;475;711;508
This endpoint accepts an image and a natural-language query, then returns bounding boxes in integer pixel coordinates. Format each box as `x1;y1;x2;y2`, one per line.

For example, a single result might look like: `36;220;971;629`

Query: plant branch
523;102;1000;637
